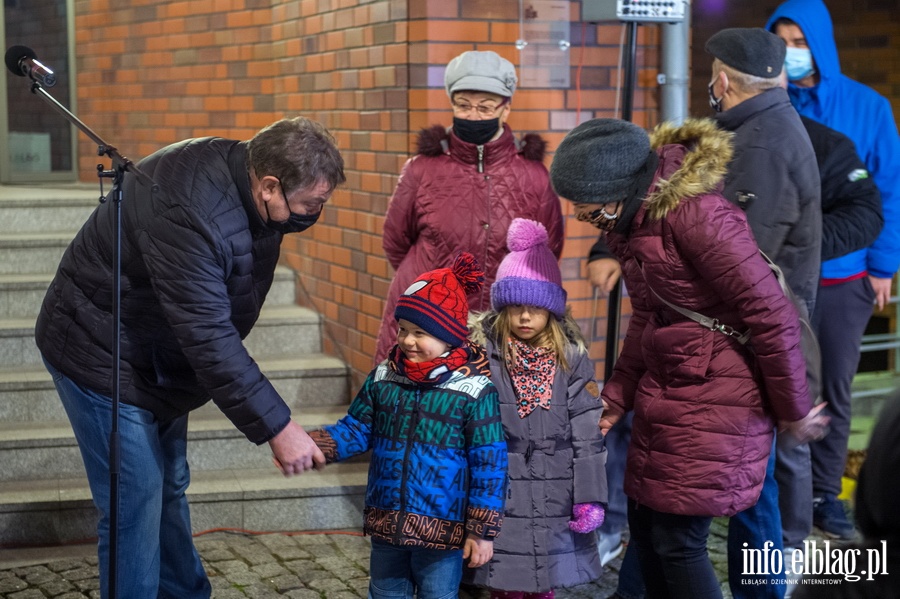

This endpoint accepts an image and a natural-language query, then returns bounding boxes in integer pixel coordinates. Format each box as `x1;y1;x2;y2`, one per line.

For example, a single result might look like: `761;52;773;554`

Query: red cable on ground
193;527;364;538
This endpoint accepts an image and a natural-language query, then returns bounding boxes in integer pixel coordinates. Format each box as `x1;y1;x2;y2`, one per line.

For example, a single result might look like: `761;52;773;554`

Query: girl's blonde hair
487;306;586;372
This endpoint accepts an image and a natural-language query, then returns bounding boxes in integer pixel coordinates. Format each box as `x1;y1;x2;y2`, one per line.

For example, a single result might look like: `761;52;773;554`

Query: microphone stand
24;80;155;599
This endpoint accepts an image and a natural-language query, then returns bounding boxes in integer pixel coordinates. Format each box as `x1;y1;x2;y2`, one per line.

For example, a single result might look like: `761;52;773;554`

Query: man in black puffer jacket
35;117;344;599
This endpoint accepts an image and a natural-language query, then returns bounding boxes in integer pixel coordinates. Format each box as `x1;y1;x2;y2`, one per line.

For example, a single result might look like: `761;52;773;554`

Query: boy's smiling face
396;319;451;363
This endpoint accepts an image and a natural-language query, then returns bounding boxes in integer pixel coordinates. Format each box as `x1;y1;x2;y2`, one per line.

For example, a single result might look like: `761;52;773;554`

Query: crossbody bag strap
636;259;751;345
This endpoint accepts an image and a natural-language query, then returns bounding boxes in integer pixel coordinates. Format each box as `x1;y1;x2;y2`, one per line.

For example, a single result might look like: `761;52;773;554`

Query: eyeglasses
575;202;623;232
451;99;508;117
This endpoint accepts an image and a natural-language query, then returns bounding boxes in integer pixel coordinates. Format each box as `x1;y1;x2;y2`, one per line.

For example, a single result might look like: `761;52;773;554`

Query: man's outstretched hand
268;420;326;475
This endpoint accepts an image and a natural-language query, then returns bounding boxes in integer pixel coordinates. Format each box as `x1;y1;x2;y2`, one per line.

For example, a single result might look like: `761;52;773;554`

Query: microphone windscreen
4;45;37;77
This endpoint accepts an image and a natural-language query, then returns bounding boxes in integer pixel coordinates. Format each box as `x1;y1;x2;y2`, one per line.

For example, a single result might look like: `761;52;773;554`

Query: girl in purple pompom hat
466;218;609;598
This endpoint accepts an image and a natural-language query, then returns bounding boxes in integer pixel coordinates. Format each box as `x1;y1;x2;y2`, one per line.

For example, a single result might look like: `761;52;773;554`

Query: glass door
1;0;76;183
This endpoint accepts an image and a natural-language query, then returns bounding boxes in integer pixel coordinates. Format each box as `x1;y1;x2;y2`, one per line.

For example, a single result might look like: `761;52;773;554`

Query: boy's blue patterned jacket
311;360;508;549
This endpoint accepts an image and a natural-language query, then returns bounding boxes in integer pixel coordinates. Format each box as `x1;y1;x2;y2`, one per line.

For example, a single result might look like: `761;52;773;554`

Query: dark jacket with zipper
35;137;291;444
714;86;822;316
801;116;882;263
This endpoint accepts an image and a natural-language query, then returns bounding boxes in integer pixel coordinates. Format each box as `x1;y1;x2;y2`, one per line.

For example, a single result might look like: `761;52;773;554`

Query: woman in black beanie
551;117;828;599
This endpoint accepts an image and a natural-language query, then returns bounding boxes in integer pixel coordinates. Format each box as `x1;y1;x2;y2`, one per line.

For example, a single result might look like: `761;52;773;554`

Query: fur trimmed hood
644;118;734;220
417;124;547;162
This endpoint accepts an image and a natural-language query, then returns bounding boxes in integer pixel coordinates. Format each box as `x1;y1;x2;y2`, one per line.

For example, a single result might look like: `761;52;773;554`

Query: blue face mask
785;47;815;81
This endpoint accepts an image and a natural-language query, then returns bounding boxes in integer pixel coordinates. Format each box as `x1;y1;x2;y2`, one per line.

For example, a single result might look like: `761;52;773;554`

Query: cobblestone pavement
0;519;797;598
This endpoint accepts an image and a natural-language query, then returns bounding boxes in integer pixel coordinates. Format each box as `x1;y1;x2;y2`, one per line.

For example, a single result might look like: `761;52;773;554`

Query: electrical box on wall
582;0;686;23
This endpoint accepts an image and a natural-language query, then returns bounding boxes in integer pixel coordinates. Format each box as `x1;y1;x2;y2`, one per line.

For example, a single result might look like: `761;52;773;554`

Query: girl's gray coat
465;315;608;593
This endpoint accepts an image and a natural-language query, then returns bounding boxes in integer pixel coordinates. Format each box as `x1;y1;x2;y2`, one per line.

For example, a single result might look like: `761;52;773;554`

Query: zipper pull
477;145;484;173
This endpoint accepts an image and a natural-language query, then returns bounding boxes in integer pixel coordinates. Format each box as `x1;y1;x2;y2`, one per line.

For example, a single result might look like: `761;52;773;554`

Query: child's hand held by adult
463;536;494;568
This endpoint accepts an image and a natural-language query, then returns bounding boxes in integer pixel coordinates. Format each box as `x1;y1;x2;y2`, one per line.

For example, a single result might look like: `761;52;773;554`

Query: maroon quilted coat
602;119;811;518
375;124;564;363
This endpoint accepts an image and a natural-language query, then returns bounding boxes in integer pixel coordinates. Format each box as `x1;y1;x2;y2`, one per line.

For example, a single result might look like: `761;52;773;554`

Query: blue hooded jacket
766;0;900;280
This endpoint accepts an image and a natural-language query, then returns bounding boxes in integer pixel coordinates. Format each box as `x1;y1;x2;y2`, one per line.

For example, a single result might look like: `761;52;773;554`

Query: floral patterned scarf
506;336;557;418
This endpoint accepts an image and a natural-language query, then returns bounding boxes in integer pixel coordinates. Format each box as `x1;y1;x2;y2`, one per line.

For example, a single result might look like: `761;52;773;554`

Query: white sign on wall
8;131;52;172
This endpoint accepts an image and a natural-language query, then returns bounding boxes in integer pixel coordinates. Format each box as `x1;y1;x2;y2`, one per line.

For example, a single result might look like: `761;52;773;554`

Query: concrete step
0;184;99;234
0;233;72;275
0;273;52;319
0;405;354;483
0;265;296;321
0;304;323;369
0;353;349;423
0;461;368;546
266;266;300;307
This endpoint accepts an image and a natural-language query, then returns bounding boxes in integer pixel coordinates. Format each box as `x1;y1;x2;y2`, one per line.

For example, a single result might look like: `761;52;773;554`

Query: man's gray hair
714;59;782;95
248;117;346;194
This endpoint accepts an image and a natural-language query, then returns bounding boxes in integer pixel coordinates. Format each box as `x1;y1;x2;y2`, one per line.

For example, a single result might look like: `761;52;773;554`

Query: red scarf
389;343;490;385
506;337;557;418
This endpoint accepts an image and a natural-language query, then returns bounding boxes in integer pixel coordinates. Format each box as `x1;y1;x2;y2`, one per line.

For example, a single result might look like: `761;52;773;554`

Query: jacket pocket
644;321;714;382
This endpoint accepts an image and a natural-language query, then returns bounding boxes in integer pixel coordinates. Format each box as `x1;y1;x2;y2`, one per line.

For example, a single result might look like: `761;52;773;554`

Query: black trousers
628;499;722;599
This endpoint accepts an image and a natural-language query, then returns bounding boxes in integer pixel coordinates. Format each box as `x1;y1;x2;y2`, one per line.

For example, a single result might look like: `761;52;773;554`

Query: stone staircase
0;184;367;548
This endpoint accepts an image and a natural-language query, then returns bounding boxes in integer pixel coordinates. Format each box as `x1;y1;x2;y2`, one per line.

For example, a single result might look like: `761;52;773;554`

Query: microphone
5;45;57;87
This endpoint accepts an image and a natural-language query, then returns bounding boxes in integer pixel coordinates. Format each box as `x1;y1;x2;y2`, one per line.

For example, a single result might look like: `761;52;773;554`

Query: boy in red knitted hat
310;253;508;599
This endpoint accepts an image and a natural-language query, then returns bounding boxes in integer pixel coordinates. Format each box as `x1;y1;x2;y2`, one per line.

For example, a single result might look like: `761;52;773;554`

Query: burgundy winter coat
602;119;811;517
375;124;564;363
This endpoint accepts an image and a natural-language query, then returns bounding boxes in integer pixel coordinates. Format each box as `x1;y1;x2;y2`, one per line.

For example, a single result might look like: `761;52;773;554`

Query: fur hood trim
415;125;547;162
417;125;449;157
645;118;734;220
468;309;587;355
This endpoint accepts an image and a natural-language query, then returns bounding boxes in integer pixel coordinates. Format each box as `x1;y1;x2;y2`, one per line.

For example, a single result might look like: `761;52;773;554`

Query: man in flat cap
706;26;822;599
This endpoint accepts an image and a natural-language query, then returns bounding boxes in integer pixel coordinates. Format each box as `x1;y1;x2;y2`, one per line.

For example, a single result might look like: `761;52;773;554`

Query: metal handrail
851;291;899;401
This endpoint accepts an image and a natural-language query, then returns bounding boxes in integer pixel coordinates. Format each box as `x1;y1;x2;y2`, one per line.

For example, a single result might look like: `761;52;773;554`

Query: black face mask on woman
452;117;500;145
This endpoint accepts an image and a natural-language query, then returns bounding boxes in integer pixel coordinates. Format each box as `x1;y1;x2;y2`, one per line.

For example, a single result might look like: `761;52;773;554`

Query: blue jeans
368;538;463;599
601;413;647;599
728;441;785;599
45;357;210;599
599;412;632;536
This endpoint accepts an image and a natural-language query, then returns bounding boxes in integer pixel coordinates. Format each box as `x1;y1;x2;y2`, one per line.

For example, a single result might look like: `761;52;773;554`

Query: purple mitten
567;502;605;534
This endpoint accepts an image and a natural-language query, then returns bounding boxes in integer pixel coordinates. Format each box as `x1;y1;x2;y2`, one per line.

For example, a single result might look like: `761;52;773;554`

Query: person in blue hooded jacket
766;0;900;541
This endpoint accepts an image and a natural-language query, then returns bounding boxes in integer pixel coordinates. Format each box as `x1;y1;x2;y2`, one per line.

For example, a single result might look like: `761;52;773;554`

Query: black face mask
708;80;723;113
266;209;320;234
452;117;500;145
265;182;322;234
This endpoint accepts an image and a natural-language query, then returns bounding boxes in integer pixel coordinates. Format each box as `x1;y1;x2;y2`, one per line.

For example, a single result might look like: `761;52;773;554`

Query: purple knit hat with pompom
491;218;567;318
